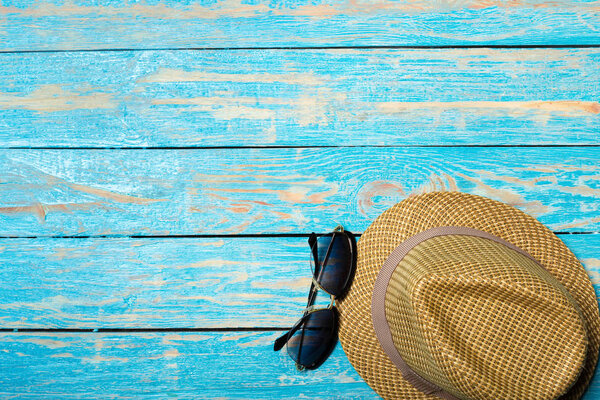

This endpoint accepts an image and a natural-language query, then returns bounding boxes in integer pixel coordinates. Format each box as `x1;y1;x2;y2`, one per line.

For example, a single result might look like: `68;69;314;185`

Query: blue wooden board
1;48;599;147
1;0;600;51
0;331;380;399
1;147;599;237
0;234;599;329
1;327;600;398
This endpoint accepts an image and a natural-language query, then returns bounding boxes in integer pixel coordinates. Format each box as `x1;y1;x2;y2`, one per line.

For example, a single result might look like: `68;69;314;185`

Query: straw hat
337;191;599;400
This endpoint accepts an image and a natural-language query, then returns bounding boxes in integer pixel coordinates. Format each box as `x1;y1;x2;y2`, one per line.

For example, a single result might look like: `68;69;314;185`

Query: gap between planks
1;44;600;55
0;327;288;333
5;145;600;150
0;232;597;239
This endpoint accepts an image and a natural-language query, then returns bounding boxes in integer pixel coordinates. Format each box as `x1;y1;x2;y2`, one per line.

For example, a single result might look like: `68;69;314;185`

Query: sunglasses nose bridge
304;289;336;315
328;293;335;309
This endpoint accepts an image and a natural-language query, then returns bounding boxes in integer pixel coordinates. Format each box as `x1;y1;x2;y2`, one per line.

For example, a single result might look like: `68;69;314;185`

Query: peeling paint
160;334;212;345
82;355;129;363
0;202;106;222
171;259;250;270
376;100;600;116
470;172;559;189
553;216;600;230
49;352;75;358
251;276;312;291
357;180;405;216
469;169;600;199
515;164;600;173
456;172;552;216
205;185;337;205
67;182;167;205
13;338;70;349
193;172;320;185
0;84;116;112
0;159;168;223
147;349;180;359
583;258;600;269
587;270;600;285
2;0;592;22
413;173;460;194
140;69;326;85
151;88;346;126
153;96;277;120
213;212;264;235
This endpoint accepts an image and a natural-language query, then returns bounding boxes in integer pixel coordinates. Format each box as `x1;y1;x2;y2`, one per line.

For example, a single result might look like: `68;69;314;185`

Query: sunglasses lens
286;308;337;369
310;232;353;297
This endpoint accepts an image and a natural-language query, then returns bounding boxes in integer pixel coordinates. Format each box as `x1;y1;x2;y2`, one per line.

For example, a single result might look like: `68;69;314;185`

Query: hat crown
338;192;600;400
385;234;588;400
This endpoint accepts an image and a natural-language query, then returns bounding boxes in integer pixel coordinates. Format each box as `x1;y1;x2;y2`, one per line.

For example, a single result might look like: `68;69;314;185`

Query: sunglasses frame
273;225;357;371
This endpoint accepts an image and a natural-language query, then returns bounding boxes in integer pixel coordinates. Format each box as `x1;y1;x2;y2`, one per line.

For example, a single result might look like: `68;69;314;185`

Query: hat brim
337;191;600;400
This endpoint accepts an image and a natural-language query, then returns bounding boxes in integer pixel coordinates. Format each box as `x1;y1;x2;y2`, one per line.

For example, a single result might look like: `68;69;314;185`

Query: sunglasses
273;225;357;370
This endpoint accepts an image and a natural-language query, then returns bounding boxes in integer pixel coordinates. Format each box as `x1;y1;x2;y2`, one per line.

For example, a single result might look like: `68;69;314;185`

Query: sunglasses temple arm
274;278;320;351
305;232;336;310
305;270;318;311
315;231;336;284
273;315;305;351
273;331;289;351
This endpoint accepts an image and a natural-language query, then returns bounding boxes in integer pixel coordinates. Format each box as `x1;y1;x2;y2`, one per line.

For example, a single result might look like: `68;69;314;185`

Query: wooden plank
1;48;599;147
1;147;599;237
0;331;379;399
0;237;309;329
1;1;600;51
1;234;599;329
2;328;600;399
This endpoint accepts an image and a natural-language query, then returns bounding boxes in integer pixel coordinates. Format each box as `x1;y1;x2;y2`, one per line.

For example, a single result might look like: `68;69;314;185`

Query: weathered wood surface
1;0;600;51
1;147;599;237
0;236;309;328
2;1;600;398
0;331;379;399
1;329;600;399
1;48;600;147
0;234;598;329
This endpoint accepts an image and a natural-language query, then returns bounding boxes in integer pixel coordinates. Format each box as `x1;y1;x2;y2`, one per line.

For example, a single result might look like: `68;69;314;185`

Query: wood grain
0;331;379;399
1;147;599;237
1;234;598;329
1;1;600;51
1;328;600;399
1;48;599;147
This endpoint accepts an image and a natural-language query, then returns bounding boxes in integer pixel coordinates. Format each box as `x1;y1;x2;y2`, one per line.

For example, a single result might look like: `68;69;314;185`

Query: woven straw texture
337;192;600;400
387;235;587;400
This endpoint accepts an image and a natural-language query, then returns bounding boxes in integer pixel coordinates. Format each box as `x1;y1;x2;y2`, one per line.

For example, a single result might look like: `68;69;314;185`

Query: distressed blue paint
0;147;598;237
1;1;599;397
1;0;600;51
0;329;599;398
0;331;379;399
0;237;316;328
0;234;598;329
0;49;599;147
